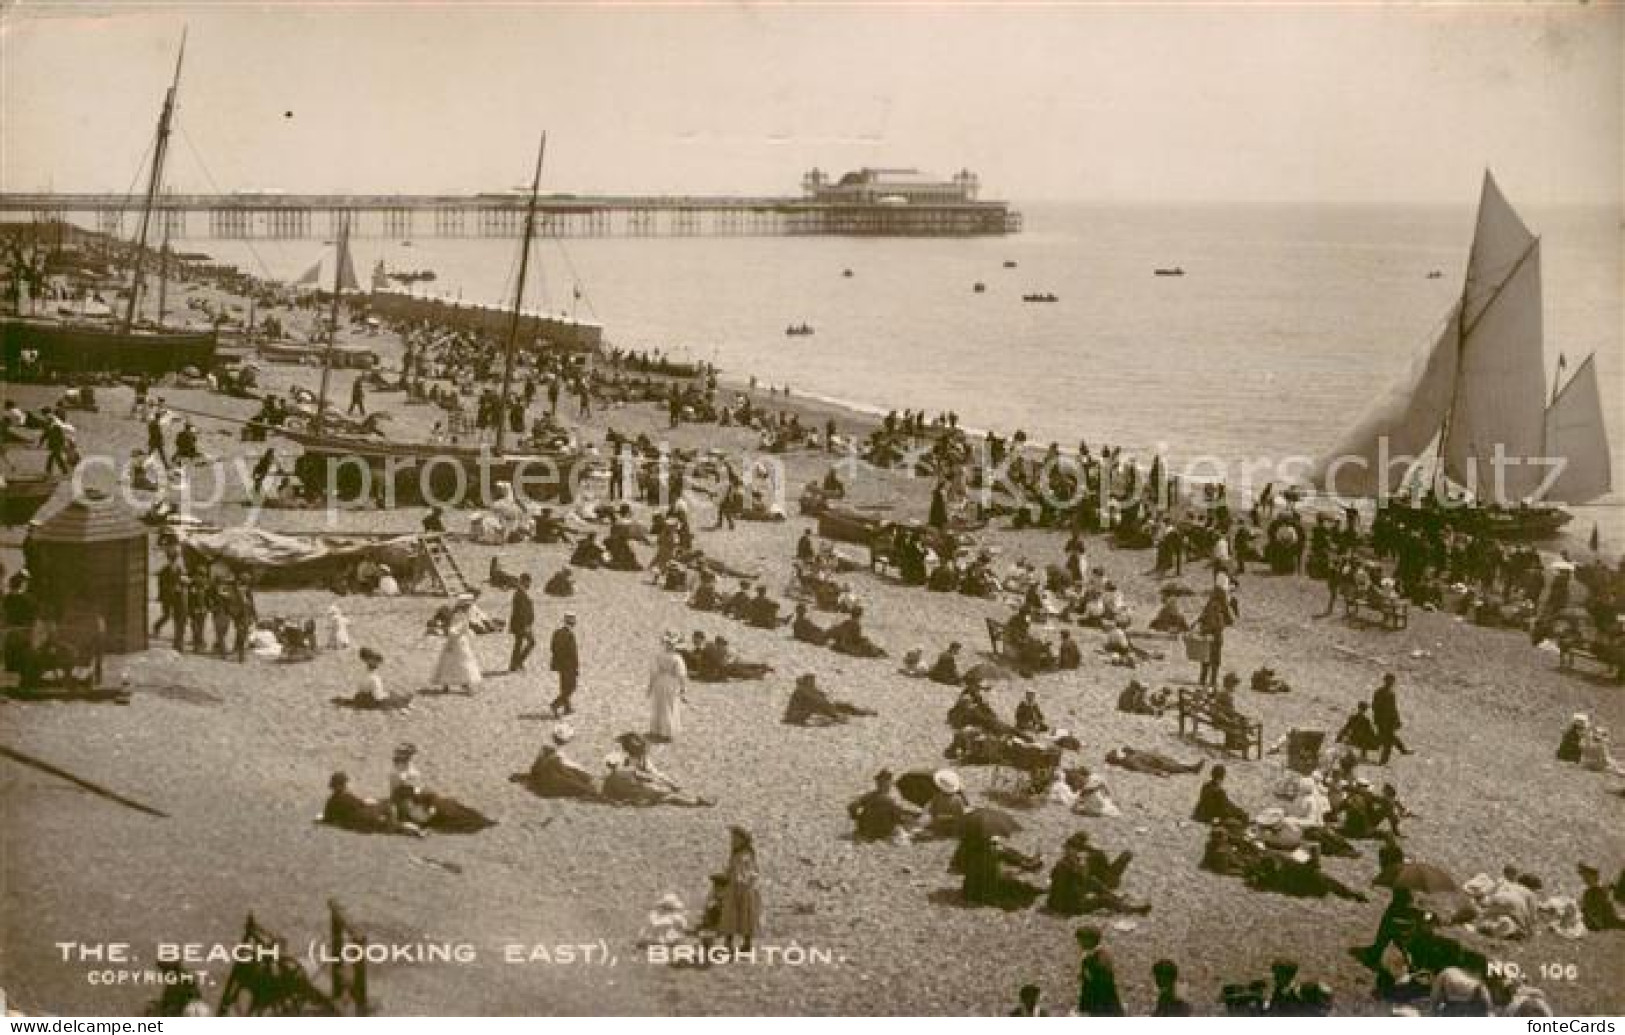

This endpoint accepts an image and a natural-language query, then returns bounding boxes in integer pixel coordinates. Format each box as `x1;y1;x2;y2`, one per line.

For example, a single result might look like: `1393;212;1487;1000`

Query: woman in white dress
431;596;483;694
647;631;688;742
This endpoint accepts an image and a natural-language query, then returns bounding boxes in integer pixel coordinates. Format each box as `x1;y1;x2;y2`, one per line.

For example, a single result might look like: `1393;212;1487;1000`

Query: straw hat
1080;773;1107;793
933;769;963;795
393;742;417;760
551;722;576;745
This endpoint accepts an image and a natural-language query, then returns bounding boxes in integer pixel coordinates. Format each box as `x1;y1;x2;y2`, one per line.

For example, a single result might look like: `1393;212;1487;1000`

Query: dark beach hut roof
31;492;148;544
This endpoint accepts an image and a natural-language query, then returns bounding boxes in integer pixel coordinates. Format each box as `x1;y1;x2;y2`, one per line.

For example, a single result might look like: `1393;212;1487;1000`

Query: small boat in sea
973;282;986;293
1002;260;1018;269
1309;171;1612;540
1154;267;1185;277
1426;270;1443;279
842;269;853;278
1021;293;1057;303
785;323;815;336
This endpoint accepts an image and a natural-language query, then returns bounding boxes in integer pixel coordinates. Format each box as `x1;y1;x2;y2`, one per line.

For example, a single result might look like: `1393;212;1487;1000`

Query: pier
0;170;1021;240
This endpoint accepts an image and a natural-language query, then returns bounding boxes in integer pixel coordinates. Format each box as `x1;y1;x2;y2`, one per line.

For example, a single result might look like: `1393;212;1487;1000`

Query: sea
182;201;1625;549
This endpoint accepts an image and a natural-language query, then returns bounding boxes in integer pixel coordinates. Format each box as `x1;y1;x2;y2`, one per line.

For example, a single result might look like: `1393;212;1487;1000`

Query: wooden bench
1176;686;1263;760
1345;589;1409;630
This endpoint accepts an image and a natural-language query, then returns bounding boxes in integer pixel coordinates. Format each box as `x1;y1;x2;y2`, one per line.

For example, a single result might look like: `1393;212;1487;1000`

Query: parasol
1385;861;1460;895
963;661;1014;684
895;769;939;809
960;807;1023;840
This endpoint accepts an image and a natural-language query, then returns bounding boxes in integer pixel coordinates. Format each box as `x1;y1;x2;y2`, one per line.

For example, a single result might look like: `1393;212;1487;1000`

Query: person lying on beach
1046;830;1149;916
899;647;930;678
1330;779;1410;839
343;647;412;711
602;733;715;807
488;556;521;591
321;771;422;836
531;507;572;544
689;573;725;612
957;831;1045;909
1067;770;1122;818
1105;747;1203;777
1193;765;1249;825
515;723;599;800
1002;607;1056;673
388;743;495;833
947;683;1017;737
1115;679;1171;717
605;515;644;571
1102;620;1158;665
745;586;788;629
791;603;830;646
782;673;876;726
826;607;887;658
543;568;576;597
928;642;964;685
686;633;773;682
1244;847;1368;903
569;532;608;569
721;580;755;621
848;769;920;842
1003;688;1044;736
915;769;970;839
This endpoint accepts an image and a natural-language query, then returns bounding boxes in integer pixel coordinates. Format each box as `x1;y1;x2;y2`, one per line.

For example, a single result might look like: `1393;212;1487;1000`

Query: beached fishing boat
0;473;61;526
1;36;215;379
1310;171;1612;539
281;134;581;506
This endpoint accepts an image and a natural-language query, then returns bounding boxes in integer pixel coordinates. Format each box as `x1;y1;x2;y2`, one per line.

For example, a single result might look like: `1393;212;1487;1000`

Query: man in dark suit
1371;672;1411;764
508;573;535;672
549;612;579;716
1074;926;1124;1016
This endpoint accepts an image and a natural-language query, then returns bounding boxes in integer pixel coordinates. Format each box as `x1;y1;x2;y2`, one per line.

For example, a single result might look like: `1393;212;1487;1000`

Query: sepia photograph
0;0;1621;1020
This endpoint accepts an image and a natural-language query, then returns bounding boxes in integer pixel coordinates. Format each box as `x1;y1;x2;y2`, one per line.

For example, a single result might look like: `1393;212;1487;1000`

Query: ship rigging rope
546;236;598;322
119;135;158;215
176;125;278;284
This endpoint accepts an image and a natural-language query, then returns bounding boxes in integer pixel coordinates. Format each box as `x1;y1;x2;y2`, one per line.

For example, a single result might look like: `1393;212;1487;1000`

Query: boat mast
155;213;171;330
315;213;352;435
494;132;547;457
122;30;186;336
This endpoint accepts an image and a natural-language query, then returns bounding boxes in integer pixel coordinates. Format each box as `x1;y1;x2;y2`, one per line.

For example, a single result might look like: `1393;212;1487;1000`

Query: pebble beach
2;270;1622;1017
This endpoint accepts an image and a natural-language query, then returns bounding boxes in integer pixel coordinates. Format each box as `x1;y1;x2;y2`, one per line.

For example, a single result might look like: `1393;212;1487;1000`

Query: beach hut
28;492;151;653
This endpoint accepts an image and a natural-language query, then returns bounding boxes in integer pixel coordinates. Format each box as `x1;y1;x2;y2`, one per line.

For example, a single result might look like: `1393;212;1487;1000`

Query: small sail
1310;305;1460;498
1541;354;1613;504
293;259;322;286
371;259;390;292
1443;175;1548;503
336;243;361;293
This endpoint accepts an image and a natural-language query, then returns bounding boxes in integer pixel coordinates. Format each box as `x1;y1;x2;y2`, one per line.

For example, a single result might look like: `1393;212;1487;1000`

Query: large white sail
1542;354;1613;504
1310;305;1460;498
1442;173;1548;502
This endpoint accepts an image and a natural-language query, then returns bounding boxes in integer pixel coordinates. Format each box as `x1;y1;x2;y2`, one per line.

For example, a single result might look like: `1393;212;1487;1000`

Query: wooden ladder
419;533;471;597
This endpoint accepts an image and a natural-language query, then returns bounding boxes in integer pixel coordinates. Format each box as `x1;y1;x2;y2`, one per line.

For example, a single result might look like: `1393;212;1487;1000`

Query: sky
1;2;1620;206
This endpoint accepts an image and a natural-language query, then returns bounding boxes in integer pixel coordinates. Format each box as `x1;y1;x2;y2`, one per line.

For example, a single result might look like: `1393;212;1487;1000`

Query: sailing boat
0;33;215;379
278;134;581;506
1310;171;1612;539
